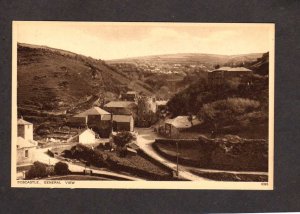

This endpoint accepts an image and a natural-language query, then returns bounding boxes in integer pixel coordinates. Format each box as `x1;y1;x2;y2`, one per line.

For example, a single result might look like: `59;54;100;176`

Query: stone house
17;136;36;165
18;118;34;142
112;115;134;132
69;107;112;138
104;101;137;118
121;91;138;102
208;67;253;87
164;116;202;138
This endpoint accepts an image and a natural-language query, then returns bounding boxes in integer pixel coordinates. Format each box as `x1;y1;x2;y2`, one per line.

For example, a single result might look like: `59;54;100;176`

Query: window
25;150;29;158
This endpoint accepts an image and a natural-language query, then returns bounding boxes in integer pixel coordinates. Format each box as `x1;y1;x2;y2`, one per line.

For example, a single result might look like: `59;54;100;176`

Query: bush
47;149;54;157
26;161;48;179
198;98;261;131
68;144;107;167
113;131;133;148
54;162;69;175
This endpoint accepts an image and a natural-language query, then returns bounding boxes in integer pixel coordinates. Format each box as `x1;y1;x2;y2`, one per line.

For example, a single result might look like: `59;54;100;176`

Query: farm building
17;136;37;166
156;100;168;112
112;115;134;132
78;129;96;145
208;67;253;86
69;107;112;138
104;101;137;116
165;116;202;138
121;91;138;102
68;128;96;145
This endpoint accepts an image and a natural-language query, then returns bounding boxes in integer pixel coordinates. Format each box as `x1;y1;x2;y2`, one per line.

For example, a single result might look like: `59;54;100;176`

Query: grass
154;141;202;161
97;149;172;179
153;138;268;172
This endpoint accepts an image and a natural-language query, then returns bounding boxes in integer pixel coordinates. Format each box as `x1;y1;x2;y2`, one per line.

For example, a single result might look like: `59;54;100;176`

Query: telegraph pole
176;141;179;176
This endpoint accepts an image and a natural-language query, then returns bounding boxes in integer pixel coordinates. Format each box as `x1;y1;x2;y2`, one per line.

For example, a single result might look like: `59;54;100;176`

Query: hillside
17;43;154;121
166;52;269;139
250;52;269;75
106;52;263;99
108;53;263;66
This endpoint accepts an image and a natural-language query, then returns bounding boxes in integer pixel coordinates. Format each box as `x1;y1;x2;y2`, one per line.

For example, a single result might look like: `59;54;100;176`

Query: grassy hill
17;43;157;132
17;43;154;113
166;52;269;139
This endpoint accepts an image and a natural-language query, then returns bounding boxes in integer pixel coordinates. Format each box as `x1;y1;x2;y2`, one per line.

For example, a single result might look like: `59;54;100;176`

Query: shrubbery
198;98;262;132
113;131;133;148
26;161;69;179
112;131;134;157
54;162;69;175
67;144;107;167
26;161;49;179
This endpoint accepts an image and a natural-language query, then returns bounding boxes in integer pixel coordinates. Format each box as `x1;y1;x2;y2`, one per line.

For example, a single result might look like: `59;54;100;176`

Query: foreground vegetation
62;144;174;180
167;72;268;139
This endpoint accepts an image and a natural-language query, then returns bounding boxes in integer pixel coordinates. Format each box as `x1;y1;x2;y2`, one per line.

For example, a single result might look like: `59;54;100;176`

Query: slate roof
209;67;252;72
74;107;110;118
112;115;133;123
165;116;202;129
126;91;137;95
156;100;168;106
104;101;135;108
17;118;32;125
17;137;36;149
79;128;96;136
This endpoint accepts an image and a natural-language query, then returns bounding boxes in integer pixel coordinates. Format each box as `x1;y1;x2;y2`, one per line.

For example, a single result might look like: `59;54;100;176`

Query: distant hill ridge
108;52;264;65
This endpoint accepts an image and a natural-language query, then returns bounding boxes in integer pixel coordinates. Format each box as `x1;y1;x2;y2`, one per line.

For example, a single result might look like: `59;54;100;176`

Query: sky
15;22;273;60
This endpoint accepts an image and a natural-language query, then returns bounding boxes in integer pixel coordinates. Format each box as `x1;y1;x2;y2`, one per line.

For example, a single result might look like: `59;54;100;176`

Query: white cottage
78;128;96;145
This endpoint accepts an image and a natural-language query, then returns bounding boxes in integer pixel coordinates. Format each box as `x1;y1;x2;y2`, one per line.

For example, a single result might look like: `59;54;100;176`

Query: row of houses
69;106;134;136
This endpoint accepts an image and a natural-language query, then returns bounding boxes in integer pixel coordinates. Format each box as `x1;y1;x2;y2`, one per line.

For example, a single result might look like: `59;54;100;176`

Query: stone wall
154;135;268;171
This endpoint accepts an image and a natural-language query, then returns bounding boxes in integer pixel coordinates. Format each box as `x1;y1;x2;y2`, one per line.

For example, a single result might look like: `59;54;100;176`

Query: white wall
18;124;33;141
79;131;95;144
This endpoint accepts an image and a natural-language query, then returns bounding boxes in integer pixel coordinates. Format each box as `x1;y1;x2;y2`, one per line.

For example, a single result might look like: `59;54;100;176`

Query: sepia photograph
11;22;274;189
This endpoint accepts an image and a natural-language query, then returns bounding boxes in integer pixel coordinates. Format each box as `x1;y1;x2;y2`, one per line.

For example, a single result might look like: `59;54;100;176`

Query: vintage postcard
11;22;274;189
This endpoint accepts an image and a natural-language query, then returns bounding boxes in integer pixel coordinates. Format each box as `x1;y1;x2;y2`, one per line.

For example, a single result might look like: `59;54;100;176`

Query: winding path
135;128;268;181
135;128;210;181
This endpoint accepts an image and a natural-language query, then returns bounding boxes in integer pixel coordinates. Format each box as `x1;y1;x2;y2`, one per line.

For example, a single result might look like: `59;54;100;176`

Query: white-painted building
78;128;96;145
18;118;33;141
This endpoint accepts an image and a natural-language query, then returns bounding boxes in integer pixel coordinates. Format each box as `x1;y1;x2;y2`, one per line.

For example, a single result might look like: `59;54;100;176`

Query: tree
113;131;133;148
26;161;48;179
113;131;133;157
198;98;261;133
54;162;69;175
136;97;157;127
